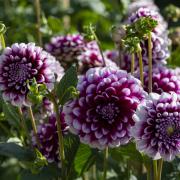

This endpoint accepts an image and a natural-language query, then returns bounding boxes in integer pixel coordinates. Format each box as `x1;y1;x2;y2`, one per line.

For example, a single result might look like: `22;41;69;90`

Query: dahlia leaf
0;142;35;161
2;101;20;128
20;163;59;180
110;143;143;162
74;144;95;175
56;65;78;104
47;16;62;33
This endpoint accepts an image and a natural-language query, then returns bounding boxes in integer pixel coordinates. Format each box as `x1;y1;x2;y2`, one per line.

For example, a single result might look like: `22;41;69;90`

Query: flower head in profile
0;43;62;106
63;67;146;149
132;92;180;161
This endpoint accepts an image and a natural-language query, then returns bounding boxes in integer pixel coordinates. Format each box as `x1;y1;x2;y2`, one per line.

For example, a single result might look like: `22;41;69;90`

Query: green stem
157;159;163;180
92;31;106;67
51;96;65;178
148;33;152;93
18;107;30;142
28;106;41;149
153;160;158;180
103;147;108;180
0;34;5;49
146;166;151;180
34;0;42;46
137;49;144;86
131;53;135;75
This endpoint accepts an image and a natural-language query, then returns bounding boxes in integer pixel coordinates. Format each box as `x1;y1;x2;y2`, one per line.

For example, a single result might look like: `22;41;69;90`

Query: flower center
96;103;120;123
166;126;175;136
9;62;30;83
156;117;180;139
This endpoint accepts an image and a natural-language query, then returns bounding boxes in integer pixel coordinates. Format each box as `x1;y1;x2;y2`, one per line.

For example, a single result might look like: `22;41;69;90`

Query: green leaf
74;144;94;175
0;142;35;161
2;101;20;128
47;16;62;33
110;142;143;162
20;163;59;180
56;65;78;105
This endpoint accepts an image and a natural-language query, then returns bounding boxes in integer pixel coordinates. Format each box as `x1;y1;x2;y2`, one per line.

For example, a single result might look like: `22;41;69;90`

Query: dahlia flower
32;112;68;163
132;92;180;161
77;41;119;74
63;67;146;149
135;65;180;94
45;34;85;68
0;43;61;106
127;0;159;16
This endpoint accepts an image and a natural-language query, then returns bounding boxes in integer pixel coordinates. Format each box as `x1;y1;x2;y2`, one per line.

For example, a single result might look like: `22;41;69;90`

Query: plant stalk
103;147;108;180
0;34;5;50
157;159;163;180
148;32;152;93
34;0;42;46
137;49;144;86
28;106;41;149
52;97;65;178
131;53;135;75
18;107;30;141
153;160;158;180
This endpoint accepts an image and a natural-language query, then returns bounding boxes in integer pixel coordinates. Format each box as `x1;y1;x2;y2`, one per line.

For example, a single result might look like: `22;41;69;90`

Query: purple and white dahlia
63;67;146;149
77;41;118;74
45;34;85;67
136;65;180;94
132;92;180;161
127;0;159;16
0;43;61;106
32;112;68;163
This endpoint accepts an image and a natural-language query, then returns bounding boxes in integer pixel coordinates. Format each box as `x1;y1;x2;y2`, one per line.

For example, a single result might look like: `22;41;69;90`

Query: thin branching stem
51;96;65;178
148;32;152;93
131;53;135;75
137;49;144;86
28;106;41;149
18;107;30;142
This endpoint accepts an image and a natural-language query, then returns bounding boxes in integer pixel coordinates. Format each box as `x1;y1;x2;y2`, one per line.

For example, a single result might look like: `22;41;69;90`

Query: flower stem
103;147;108;180
131;53;135;75
157;159;163;180
18;107;30;142
148;32;152;93
153;160;158;180
28;106;41;149
51;97;65;178
137;49;144;86
0;34;5;50
34;0;42;46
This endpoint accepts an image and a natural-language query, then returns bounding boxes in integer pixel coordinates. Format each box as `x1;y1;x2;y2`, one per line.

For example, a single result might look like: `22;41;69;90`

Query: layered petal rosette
32;112;68;163
0;43;62;106
132;92;180;161
63;67;146;149
135;65;180;94
77;42;118;74
45;34;85;68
